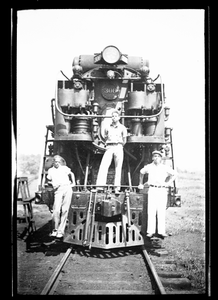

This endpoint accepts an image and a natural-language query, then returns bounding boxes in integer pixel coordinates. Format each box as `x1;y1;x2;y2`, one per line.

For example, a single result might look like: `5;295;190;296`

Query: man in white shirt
47;155;75;238
138;150;177;238
96;109;127;194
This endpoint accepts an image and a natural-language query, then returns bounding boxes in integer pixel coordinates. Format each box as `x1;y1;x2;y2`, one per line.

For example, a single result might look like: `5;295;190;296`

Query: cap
53;155;62;162
53;155;66;165
111;109;120;116
152;150;162;157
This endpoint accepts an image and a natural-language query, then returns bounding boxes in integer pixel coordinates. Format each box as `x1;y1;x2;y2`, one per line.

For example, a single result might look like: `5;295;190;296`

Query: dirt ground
14;170;207;295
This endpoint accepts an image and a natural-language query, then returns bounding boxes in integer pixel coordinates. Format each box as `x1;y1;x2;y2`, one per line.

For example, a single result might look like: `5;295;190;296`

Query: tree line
17;154;41;177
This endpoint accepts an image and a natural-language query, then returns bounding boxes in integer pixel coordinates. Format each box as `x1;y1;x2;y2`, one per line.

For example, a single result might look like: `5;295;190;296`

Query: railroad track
40;242;193;295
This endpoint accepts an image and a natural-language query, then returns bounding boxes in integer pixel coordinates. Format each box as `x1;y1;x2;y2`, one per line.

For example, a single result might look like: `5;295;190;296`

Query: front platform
64;190;147;249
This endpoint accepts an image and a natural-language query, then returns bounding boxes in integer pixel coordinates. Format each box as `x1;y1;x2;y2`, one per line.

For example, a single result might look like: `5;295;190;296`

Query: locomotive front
36;45;181;249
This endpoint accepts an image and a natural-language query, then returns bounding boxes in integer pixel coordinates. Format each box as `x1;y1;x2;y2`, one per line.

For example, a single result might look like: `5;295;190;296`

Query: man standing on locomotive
47;155;75;238
96;109;128;194
138;150;177;239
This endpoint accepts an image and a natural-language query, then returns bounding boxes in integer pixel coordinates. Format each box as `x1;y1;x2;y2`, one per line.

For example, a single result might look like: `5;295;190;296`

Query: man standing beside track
96;109;128;194
47;155;75;238
138;150;177;239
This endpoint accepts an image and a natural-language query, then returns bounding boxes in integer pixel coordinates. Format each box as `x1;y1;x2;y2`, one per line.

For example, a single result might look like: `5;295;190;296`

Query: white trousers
96;144;124;190
147;187;168;235
52;185;73;235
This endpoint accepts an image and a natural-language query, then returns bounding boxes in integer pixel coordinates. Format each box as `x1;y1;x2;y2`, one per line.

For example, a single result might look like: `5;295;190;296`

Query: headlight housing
102;45;121;64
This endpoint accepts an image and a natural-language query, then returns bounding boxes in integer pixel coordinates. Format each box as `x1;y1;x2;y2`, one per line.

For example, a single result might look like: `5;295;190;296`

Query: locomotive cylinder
127;91;159;111
58;89;74;107
131;118;143;136
58;89;88;108
143;117;157;136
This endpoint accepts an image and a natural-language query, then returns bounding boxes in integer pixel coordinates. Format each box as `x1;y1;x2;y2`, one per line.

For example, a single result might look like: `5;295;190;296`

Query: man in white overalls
47;155;75;238
96;109;127;194
138;150;177;238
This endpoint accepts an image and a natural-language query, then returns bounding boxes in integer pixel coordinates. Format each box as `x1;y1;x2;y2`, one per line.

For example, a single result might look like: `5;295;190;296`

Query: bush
18;154;41;177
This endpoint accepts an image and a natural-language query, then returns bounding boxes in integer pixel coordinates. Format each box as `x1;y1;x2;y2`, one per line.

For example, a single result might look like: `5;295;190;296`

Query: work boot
114;188;120;195
50;230;57;237
146;233;154;238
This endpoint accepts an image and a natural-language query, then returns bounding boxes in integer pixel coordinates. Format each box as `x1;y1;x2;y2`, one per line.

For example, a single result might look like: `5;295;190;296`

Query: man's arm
165;167;177;186
69;171;76;187
122;126;128;146
46;169;53;186
138;172;144;186
122;136;127;146
138;166;148;189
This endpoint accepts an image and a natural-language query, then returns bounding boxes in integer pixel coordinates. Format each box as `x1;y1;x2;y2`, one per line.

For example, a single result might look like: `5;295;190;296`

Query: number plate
101;83;120;100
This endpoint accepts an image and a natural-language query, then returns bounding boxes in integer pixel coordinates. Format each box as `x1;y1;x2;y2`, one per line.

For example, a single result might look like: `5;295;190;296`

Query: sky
15;9;205;172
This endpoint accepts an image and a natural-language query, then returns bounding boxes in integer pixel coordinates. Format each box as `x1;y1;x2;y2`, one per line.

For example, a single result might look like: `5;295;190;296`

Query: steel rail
40;247;73;295
40;246;166;295
141;246;166;294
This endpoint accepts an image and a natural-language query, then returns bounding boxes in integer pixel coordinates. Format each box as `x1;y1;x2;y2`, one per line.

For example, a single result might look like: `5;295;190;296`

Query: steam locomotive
36;45;181;249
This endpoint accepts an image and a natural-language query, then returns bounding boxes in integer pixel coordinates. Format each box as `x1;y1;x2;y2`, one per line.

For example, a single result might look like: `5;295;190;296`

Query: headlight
102;45;121;64
175;196;181;207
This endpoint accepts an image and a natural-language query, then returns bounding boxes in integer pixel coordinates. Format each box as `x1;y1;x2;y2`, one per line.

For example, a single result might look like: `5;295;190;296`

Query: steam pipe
75;144;85;176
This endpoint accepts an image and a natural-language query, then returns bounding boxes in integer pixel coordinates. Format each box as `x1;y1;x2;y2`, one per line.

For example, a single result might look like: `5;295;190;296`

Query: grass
177;255;206;291
163;169;206;292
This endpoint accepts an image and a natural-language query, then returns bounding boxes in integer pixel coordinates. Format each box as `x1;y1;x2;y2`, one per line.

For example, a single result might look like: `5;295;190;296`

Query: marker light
107;70;115;79
102;46;121;64
175;196;181;207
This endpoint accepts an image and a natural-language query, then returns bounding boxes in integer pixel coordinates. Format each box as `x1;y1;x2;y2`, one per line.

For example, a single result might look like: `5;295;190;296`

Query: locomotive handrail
42;184;141;189
54;95;165;119
72;184;142;189
54;73;165;119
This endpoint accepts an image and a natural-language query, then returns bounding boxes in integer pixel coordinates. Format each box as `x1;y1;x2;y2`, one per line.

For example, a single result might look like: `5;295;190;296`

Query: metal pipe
132;146;146;179
84;151;90;189
88;192;97;249
51;99;55;125
124;148;137;161
82;191;93;246
169;129;177;192
39;127;50;188
126;192;132;232
75;144;85;176
159;74;165;104
126;156;133;192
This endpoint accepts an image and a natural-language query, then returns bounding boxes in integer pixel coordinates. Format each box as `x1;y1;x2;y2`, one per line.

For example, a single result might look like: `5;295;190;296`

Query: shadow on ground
17;220;70;255
17;219;163;257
